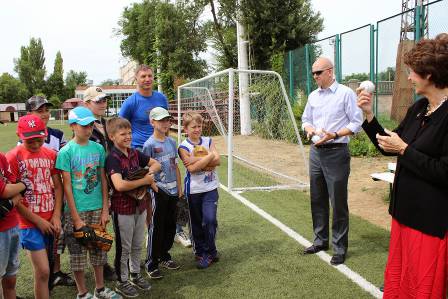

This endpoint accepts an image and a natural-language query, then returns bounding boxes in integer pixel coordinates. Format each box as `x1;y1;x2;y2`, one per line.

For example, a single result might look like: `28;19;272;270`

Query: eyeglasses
312;68;332;76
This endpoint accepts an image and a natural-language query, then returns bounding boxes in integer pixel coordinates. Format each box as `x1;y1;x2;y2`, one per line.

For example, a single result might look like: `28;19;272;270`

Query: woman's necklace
425;95;448;117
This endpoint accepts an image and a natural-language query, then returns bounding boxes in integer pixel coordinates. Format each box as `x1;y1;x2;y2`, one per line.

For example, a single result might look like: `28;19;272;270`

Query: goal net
177;69;309;192
48;109;65;126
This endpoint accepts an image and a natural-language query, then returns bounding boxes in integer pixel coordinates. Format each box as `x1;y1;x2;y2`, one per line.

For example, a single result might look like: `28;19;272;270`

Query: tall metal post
288;51;294;100
236;0;251;135
369;25;375;82
305;44;312;96
227;70;234;191
415;3;422;42
374;22;379;117
335;34;342;82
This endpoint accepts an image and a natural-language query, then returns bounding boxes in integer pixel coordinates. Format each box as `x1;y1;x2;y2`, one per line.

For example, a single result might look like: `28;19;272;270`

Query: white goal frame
177;68;309;192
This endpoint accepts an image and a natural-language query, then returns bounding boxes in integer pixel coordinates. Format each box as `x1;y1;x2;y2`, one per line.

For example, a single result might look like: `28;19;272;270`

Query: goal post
177;68;309;192
48;109;65;126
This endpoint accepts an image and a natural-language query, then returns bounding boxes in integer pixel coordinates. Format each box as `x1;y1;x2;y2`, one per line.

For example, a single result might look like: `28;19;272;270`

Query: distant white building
119;60;138;85
0;103;26;122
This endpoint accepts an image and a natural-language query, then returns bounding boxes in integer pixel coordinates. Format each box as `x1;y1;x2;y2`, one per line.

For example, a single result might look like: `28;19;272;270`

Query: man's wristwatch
334;132;339;139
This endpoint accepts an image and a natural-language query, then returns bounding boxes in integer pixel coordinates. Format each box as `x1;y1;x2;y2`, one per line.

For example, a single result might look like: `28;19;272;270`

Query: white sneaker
174;232;192;248
94;287;122;299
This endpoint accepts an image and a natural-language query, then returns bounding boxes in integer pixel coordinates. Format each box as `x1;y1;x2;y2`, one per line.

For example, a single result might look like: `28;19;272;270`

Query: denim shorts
19;227;53;251
0;226;20;277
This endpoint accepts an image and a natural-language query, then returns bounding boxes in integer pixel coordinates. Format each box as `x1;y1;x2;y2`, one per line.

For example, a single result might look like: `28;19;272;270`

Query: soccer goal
48;109;65;126
177;69;309;192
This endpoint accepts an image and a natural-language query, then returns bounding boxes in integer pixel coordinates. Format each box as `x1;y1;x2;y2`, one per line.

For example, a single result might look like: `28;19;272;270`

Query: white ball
311;135;321;144
359;81;375;93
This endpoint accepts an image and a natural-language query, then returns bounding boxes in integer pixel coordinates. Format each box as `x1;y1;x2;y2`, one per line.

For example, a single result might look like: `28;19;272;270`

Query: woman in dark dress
357;35;448;298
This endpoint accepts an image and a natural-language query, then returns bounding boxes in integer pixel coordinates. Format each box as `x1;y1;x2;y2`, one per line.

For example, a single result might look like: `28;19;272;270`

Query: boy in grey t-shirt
142;107;183;279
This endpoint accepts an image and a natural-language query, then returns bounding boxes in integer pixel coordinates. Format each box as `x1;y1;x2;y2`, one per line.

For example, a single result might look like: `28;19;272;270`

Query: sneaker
94;287;122;299
130;274;151;290
104;264;118;281
174;232;192;247
196;255;210;269
115;281;138;298
146;268;163;279
76;292;94;299
160;260;180;270
209;254;220;263
51;271;76;287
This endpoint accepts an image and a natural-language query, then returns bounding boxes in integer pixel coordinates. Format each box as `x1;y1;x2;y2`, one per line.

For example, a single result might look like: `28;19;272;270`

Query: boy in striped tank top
178;112;220;269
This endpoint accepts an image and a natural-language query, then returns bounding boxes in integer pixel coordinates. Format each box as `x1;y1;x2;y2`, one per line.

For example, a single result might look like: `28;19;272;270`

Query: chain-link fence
284;0;447;123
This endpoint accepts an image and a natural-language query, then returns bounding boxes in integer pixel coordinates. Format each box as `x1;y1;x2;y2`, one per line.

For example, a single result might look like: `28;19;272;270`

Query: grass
1;122;389;298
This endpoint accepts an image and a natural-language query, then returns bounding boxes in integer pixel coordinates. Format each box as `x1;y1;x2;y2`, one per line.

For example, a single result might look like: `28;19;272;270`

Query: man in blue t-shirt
119;65;168;149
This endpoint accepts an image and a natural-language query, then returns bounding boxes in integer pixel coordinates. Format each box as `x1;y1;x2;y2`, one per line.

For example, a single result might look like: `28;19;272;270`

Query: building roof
0;103;26;112
76;85;136;91
62;98;84;110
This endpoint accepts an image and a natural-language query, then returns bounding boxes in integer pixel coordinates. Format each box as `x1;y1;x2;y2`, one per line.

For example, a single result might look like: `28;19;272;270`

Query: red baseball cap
17;115;48;140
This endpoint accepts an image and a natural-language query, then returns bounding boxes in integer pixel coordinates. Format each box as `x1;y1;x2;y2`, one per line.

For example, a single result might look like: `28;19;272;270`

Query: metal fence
284;0;448;122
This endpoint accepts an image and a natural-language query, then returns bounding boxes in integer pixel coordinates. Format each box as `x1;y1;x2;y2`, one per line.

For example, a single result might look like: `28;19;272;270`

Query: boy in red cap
5;114;63;299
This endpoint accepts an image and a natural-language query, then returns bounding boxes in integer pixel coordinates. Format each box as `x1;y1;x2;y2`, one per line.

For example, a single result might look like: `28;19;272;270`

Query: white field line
220;184;382;299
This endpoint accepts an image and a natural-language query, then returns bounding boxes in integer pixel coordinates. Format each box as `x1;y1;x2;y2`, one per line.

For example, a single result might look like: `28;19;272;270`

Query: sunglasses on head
312;67;332;76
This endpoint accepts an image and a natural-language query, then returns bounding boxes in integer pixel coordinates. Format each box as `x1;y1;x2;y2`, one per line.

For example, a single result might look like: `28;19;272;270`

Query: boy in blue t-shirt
142;107;182;279
56;107;121;299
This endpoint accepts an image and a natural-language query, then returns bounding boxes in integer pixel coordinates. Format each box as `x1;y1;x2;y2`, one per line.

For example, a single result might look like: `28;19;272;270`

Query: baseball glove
73;224;113;252
125;168;150;201
176;195;190;227
0;199;14;220
193;145;209;157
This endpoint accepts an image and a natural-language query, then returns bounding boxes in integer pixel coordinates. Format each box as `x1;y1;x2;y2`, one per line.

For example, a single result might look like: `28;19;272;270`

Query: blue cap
68;106;97;125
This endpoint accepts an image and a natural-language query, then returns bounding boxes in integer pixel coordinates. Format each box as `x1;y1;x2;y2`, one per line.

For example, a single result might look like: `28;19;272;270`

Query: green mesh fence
284;0;447;123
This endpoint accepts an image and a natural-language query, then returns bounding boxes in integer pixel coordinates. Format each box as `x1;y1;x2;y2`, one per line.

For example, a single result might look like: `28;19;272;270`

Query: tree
118;0;208;99
207;0;323;70
65;70;88;98
378;67;395;81
344;73;369;82
0;73;29;103
14;37;46;95
100;79;120;86
45;51;65;101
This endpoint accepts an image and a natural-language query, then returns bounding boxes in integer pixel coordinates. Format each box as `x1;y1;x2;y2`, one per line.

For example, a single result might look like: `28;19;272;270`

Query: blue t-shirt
119;91;168;148
142;136;178;196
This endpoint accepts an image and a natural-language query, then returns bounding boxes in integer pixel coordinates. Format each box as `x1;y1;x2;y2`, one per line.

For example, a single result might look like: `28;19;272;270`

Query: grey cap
26;96;54;111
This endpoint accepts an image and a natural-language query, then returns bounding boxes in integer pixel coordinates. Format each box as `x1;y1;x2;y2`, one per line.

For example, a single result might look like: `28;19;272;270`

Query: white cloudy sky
0;0;405;84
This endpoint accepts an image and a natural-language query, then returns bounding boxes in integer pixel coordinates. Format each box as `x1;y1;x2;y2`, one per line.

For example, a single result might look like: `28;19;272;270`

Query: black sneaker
115;281;138;298
104;263;118;281
51;271;76;287
160;260;180;270
130;274;151;290
146;268;163;279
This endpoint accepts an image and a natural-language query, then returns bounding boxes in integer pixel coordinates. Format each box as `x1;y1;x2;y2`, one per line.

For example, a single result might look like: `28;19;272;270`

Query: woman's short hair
404;37;448;89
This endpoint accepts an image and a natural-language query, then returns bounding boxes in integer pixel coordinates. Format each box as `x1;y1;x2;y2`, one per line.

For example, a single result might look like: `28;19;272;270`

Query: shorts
64;209;107;271
0;226;20;278
19;227;54;251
